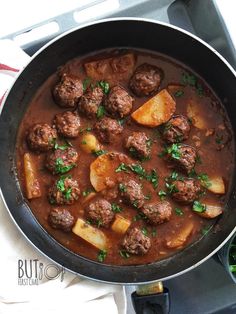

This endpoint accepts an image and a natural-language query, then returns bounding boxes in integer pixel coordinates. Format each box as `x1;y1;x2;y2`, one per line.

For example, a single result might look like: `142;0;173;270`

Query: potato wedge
166;222;194;249
111;215;131;234
80;133;101;153
196;204;223;219
131;89;176;127
207;176;225;194
24;153;41;199
72;218;107;250
84;53;135;82
187;101;206;129
90;152;129;192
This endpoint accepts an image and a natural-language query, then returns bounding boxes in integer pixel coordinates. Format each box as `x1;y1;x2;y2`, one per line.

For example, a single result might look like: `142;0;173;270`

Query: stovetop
2;0;236;313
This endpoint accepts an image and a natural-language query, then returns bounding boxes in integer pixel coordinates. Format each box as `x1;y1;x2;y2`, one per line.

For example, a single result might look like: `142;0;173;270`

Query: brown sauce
16;49;234;265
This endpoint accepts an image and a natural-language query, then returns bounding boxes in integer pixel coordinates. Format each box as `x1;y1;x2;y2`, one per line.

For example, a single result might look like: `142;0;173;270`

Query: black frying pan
0;18;236;292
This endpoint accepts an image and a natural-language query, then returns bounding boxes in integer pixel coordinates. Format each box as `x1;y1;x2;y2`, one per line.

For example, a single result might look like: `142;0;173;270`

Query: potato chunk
84;53;135;83
207;176;225;194
197;204;223;219
80;133;101;153
111;215;131;234
166;222;194;248
187;101;206;129
131;89;176;127
90;152;130;192
24;153;41;199
72;218;107;250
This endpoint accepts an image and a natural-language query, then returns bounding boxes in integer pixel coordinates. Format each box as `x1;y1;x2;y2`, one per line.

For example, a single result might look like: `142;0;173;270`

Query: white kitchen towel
0;39;126;314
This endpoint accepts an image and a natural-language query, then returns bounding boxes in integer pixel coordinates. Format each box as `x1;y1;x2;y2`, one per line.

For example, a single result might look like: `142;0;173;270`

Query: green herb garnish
115;163;130;173
92;149;107;156
182;72;204;96
79;127;92;133
119;250;130;259
83;77;91;91
82;189;94;197
174;90;184;97
111;203;123;213
175;207;184;216
165;182;179;194
197;173;212;188
158;190;167;200
193;201;206;213
119;183;127;193
146;169;158;189
97;105;106;119
144;194;152;200
55;158;75;174
151;229;157;237
141;227;148;236
98;81;110;94
97;250;107;262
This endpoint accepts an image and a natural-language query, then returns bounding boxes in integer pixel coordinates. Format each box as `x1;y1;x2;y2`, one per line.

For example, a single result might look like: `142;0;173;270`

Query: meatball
129;63;163;97
78;86;104;119
120;180;145;209
141;201;172;225
122;227;151;255
48;208;75;232
94;117;123;143
163;115;191;143
45;147;78;174
86;198;114;228
125;132;151;160
27;123;57;152
168;144;197;173
53;73;83;108
53;111;80;138
105;85;133;118
171;178;201;203
48;176;80;205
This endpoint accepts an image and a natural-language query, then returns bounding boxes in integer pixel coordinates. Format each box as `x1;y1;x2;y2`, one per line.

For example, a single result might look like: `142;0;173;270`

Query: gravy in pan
16;49;234;265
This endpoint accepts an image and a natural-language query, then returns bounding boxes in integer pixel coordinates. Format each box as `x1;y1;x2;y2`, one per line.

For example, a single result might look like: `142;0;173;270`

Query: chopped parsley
97;250;107;262
98;81;110;94
82;77;91;91
56;175;73;200
174;90;184;97
158;190;167;200
118;118;126;126
115;163;130;173
97;105;106;119
175;207;184;216
146;169;158;189
229;241;236;274
55;158;75;174
181;72;204;96
167;143;182;160
197;173;212;188
169;171;179;181
119;250;130;259
82;189;94;197
111;203;123;213
151;229;157;237
92;149;107;156
141;227;148;236
144;194;152;200
165;182;179;194
133;212;147;221
129;164;146;178
119;183;127;193
79;127;92;133
192;201;206;213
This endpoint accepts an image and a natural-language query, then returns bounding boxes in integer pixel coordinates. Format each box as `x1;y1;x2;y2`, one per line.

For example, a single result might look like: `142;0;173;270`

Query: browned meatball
53;73;83;108
168;144;197;173
105;85;133;118
119;180;144;209
53;111;80;138
125;132;151;160
48;208;75;232
48;176;80;205
141;201;172;225
129;63;163;96
94;117;123;143
86;199;115;228
171;178;201;203
78;86;104;119
122;227;151;255
45;147;78;174
27;123;57;152
163;115;191;143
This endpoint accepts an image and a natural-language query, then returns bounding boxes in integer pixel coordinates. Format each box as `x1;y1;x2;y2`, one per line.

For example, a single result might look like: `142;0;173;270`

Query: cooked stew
16;49;234;265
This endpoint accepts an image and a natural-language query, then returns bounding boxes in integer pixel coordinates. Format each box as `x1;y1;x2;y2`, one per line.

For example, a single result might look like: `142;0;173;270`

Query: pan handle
131;287;170;314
